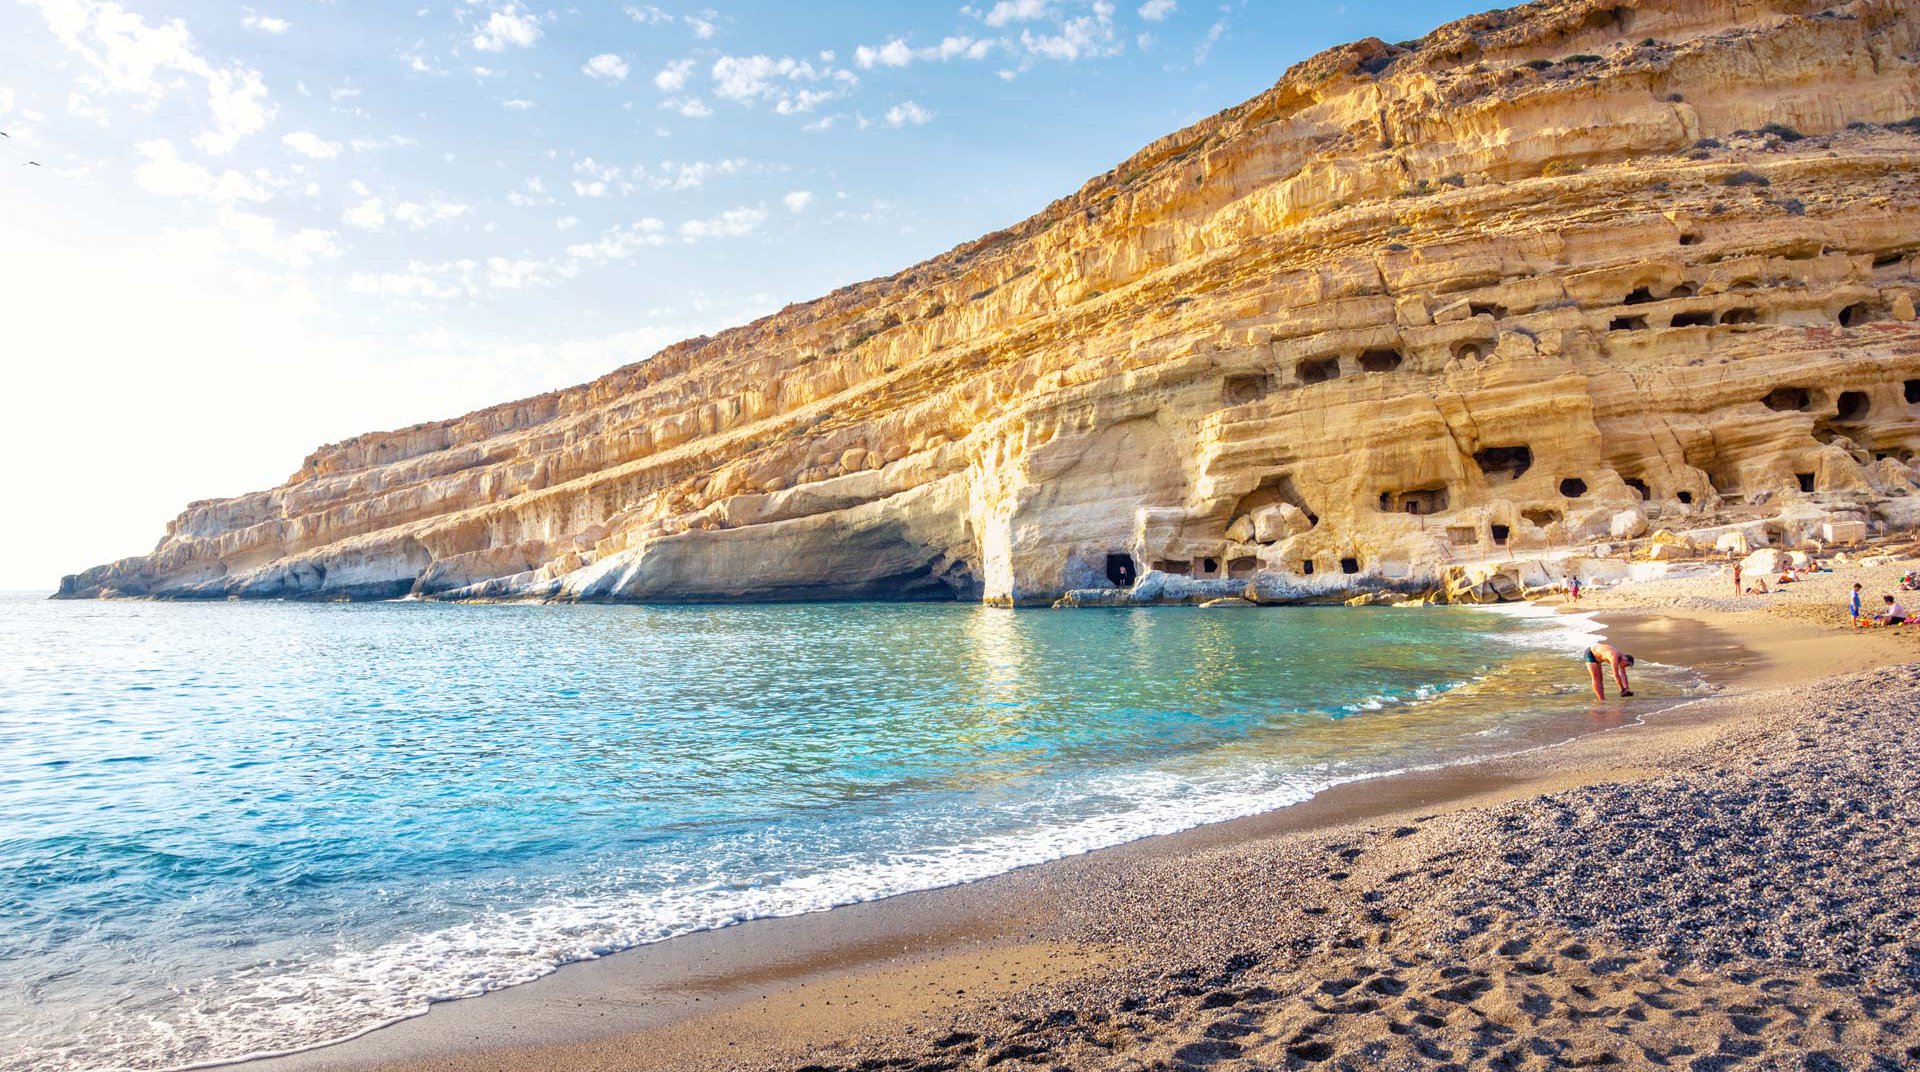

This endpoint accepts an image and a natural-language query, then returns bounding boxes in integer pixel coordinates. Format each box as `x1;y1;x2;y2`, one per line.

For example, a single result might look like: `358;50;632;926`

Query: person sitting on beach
1583;642;1636;700
1875;595;1909;627
1774;572;1796;586
1851;583;1865;628
1746;579;1769;595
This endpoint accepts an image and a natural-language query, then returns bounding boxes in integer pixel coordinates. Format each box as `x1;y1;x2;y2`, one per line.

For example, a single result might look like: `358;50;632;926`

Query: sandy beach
224;553;1920;1072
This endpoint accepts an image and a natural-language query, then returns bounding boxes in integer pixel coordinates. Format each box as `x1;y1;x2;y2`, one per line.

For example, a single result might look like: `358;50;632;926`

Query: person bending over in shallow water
1584;642;1636;700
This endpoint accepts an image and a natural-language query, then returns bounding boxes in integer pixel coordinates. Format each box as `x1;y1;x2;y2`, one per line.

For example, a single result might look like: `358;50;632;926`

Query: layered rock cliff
60;0;1920;604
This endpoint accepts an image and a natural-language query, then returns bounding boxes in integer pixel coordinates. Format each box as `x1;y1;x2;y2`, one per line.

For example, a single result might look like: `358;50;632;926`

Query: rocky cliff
60;0;1920;605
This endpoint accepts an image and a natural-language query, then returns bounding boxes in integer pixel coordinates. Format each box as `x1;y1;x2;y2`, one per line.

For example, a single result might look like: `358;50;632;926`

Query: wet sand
234;581;1920;1072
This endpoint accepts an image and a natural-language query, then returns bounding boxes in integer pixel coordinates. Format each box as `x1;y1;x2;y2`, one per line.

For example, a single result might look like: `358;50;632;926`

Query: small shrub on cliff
1722;169;1772;187
1542;160;1585;177
1887;117;1920;134
1384;242;1410;252
1760;122;1805;142
1439;173;1466;188
1776;197;1807;216
1523;58;1554;70
1693;137;1723;149
1562;53;1603;65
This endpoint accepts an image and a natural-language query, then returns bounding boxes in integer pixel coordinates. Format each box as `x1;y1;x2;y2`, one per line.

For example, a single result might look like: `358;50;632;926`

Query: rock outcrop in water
59;0;1920;605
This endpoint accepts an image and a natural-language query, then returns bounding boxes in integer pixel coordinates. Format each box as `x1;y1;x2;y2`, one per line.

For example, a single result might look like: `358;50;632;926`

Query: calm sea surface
0;594;1693;1070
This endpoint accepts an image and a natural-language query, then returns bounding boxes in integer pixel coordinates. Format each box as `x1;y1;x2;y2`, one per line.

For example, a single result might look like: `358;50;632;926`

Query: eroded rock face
58;0;1920;605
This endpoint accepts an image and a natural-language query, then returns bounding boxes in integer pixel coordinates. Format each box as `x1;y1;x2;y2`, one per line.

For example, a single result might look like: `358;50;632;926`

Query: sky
0;0;1485;592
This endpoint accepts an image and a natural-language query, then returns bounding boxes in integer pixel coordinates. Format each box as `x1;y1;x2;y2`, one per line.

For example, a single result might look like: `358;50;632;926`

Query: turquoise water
0;595;1687;1071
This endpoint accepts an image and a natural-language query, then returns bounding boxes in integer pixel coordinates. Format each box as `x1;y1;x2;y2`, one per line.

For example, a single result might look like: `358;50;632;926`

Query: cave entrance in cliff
1359;349;1404;373
1296;355;1341;385
1669;310;1714;328
1473;445;1533;482
1609;315;1649;332
1223;373;1273;405
1522;508;1561;528
1623;477;1650;500
1623;286;1657;305
1490;524;1511;546
1300;559;1315;576
1232;473;1317;533
1762;387;1812;412
1380;487;1450;515
1452;339;1494;362
1835;391;1871;422
1677;490;1695;505
1838;303;1881;328
1228;556;1259;579
1720;308;1760;326
1797;472;1816;493
1907;380;1920;405
1339;557;1360;575
1153;560;1192;576
1559;478;1588;498
1105;553;1138;588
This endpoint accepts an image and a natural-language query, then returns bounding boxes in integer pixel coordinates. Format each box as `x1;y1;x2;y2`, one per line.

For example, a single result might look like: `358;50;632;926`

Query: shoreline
226;580;1920;1072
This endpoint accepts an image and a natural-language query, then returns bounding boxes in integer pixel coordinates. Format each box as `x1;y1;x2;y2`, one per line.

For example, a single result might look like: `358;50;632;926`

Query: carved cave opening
1669;283;1697;298
1623;477;1650;500
1720;307;1760;325
1469;302;1508;319
1380;487;1450;515
1233;473;1317;530
1796;472;1816;493
1763;387;1812;412
1153;559;1192;576
1453;339;1493;362
1105;553;1138;587
1490;523;1511;545
1194;556;1220;578
1559;477;1589;498
1610;315;1650;332
1339;556;1360;575
1474;445;1533;481
1228;556;1259;579
1300;559;1315;575
1906;380;1920;405
1223;373;1272;405
1297;355;1342;385
1670;310;1714;328
1838;303;1879;328
1835;390;1871;422
1522;508;1562;528
1623;287;1657;305
1358;348;1404;373
1677;490;1695;504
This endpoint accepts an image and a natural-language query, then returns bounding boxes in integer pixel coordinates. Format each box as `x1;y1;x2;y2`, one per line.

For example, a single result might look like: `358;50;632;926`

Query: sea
0;592;1699;1070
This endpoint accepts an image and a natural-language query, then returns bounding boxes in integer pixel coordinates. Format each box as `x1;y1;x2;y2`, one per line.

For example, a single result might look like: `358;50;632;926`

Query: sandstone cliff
60;0;1920;605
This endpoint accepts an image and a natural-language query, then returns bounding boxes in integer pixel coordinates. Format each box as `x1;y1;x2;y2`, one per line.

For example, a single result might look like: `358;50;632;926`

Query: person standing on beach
1851;583;1864;628
1565;574;1581;602
1584;642;1635;700
1732;559;1742;596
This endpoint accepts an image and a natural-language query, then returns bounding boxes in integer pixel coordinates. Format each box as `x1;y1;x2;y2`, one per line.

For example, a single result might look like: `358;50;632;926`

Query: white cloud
626;5;716;37
341;197;387;231
22;0;283;154
472;5;541;51
392;197;470;229
1194;17;1225;64
133;138;273;205
854;36;989;69
349;134;416;152
501;98;535;110
1137;0;1176;20
507;176;554;206
566;217;667;261
555;215;580;230
783;189;813;212
885;100;933;127
0;88;14;115
678;205;766;239
241;12;289;34
662;96;712;118
281;130;341;159
654;58;695;91
982;0;1050;27
222;211;342;268
1021;2;1123;62
583;53;629;82
709;54;855;113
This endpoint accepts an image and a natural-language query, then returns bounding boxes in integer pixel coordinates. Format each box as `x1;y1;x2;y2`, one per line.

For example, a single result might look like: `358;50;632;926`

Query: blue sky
0;0;1485;588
